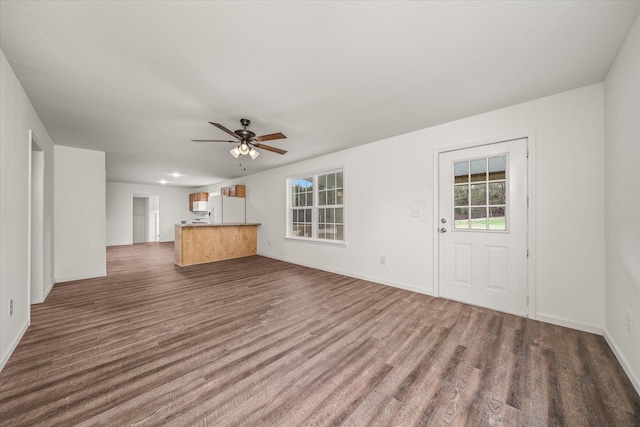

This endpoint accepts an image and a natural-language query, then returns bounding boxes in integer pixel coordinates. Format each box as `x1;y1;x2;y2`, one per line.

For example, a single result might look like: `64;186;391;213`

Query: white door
132;215;145;243
438;138;528;316
132;197;146;243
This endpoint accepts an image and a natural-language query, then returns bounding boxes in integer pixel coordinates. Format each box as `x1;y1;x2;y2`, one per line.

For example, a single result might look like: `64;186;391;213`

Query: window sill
285;236;347;248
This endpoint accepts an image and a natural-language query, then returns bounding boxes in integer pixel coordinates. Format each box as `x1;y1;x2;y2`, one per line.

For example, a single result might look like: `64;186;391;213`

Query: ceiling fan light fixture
197;119;287;158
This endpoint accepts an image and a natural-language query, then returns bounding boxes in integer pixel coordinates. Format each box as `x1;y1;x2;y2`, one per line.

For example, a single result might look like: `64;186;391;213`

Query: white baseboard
256;253;639;396
534;313;603;335
43;279;55;301
257;254;612;331
55;271;106;283
603;328;640;396
0;319;29;373
257;252;436;297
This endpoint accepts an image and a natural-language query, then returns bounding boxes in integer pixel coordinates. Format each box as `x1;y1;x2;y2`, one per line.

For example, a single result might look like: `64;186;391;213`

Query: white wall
604;14;640;392
54;146;106;282
200;83;606;334
0;50;55;370
106;182;194;246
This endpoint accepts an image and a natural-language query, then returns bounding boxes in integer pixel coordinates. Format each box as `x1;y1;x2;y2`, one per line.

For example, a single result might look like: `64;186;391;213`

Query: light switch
411;208;422;217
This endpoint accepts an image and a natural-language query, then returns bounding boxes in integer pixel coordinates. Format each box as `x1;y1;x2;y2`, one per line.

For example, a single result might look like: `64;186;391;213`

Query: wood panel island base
174;223;259;267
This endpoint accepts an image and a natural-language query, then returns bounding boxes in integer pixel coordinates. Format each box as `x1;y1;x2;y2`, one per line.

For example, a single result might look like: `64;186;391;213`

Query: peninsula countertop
176;222;261;228
174;223;260;266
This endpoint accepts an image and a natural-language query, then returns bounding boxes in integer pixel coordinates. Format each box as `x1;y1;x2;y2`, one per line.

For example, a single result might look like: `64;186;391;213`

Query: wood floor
1;243;638;426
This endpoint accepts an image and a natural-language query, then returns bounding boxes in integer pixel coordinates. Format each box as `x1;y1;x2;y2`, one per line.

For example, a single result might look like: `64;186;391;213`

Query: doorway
132;195;160;243
30;131;45;304
437;138;531;316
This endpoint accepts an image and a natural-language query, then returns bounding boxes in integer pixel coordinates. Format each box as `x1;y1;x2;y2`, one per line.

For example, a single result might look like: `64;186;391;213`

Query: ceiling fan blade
209;122;240;139
253;132;286;142
253;142;287;155
191;139;236;143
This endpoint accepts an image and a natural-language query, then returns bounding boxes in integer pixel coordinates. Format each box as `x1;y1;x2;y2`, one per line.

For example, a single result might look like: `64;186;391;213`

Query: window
288;169;344;243
291;177;313;237
453;155;507;231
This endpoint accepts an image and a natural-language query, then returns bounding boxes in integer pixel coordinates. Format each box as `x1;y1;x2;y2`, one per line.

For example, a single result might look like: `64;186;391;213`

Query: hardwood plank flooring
1;242;638;426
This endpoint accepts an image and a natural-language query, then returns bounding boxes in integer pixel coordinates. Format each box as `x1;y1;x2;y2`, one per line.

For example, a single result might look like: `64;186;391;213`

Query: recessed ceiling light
172;172;180;178
160;179;167;185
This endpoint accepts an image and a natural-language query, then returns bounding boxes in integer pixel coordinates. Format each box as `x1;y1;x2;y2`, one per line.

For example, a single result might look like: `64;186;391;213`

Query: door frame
433;132;537;319
29;130;46;305
131;193;161;244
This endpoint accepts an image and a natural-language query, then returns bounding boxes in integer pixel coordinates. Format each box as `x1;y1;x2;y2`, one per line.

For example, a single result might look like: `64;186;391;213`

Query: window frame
286;167;346;246
451;153;510;233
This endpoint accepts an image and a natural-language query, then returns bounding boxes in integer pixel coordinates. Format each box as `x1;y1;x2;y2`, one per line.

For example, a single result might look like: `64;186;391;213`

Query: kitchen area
174;185;260;267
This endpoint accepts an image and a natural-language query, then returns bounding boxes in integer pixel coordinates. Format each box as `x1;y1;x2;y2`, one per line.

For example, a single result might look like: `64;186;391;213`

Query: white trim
432;151;440;297
433;132;537;319
27;130;33;308
603;328;640;396
29;130;47;305
258;253;435;297
55;272;106;283
130;193;134;245
535;313;603;335
285;165;346;182
436;295;531;318
259;250;610;346
285;166;346;244
526;132;537;319
45;279;55;301
0;320;29;372
284;236;347;248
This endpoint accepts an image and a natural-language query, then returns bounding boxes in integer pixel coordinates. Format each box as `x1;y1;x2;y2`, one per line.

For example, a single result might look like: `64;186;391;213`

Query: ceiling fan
192;118;287;159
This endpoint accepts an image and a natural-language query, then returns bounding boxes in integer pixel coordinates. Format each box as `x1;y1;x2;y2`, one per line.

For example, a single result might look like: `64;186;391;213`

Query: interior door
438;138;528;316
132;197;146;243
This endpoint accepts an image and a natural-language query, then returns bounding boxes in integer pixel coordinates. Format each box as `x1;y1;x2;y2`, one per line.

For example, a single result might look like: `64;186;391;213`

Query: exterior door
438;138;528;316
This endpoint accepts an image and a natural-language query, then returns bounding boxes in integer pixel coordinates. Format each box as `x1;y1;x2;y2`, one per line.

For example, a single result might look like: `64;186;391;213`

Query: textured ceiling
1;1;638;187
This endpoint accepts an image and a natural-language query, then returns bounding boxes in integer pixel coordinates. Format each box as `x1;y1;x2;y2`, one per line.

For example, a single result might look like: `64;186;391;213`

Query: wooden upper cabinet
221;185;245;198
189;192;209;210
193;192;208;201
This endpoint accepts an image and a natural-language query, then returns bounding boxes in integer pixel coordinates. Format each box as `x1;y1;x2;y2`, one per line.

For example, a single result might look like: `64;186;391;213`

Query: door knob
440;227;447;233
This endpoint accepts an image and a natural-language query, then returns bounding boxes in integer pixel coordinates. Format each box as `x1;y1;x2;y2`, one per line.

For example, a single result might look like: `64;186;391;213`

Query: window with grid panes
287;169;344;242
453;155;507;231
290;177;313;237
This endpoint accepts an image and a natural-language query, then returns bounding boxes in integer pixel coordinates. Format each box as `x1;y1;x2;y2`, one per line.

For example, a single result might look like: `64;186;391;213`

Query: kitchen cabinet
221;185;245;198
189;192;209;211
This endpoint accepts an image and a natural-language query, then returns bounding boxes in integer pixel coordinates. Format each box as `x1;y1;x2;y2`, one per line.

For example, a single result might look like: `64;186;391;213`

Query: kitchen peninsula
174;185;259;267
174;223;259;266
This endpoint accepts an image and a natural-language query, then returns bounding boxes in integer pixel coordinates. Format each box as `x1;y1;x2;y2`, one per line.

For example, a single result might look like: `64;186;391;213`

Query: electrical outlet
380;256;386;265
411;208;422;218
9;299;13;316
627;309;633;333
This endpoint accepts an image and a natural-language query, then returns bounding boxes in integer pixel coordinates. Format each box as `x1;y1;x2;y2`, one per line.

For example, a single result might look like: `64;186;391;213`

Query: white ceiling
1;1;638;187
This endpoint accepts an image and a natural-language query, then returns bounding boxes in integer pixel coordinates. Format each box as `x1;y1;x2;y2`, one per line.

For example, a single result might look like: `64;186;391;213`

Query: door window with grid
453;155;507;231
